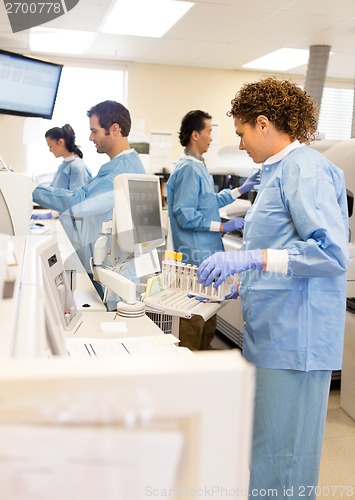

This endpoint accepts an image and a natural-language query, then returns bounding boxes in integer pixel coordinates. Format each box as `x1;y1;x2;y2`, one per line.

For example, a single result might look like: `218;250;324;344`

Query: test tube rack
161;251;234;301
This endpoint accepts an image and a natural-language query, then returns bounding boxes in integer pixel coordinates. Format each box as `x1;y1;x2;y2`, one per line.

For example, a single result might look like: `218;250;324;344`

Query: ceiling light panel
242;48;310;71
101;0;194;38
30;28;96;55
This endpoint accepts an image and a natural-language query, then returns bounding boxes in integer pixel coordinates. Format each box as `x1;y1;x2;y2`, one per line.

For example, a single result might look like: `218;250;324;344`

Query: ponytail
45;123;83;158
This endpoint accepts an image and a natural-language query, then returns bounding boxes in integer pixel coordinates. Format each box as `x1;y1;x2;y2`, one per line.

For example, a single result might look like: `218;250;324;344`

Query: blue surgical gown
167;155;235;265
50;157;92;190
241;145;349;371
33;149;145;272
50;156;92;249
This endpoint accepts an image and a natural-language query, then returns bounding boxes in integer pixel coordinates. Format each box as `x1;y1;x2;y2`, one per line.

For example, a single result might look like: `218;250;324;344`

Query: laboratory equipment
10;235;80;357
320;138;355;296
144;287;222;321
114;172;165;255
207;144;260;177
0;169;32;235
2;235;62;358
340;309;355;420
161;250;234;300
37;236;81;333
93;173;226;323
1;236;256;497
0;234;10;301
219;198;251;218
93;173;165;306
2;232;166;359
143;251;229;320
0;49;62;119
0;349;255;499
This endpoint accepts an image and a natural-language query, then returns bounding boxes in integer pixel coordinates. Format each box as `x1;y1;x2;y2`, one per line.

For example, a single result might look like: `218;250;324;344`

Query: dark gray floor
211;332;236;350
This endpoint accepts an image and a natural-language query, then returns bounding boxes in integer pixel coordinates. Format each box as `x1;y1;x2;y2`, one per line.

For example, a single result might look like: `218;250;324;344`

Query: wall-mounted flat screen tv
0;49;62;120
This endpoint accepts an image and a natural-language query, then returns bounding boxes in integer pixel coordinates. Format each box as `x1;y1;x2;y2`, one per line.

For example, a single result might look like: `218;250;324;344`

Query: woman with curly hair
198;77;349;498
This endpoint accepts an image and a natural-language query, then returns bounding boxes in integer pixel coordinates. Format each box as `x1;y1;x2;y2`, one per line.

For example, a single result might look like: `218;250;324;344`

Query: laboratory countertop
68;310;165;340
2;234;168;359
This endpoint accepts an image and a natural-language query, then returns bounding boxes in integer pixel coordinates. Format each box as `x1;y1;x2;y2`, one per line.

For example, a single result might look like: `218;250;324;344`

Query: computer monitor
0;350;255;497
0;171;32;236
114;173;165;255
0;49;62;120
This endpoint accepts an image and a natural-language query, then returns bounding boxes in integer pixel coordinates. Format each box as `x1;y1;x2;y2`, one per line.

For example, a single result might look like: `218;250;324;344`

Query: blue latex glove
31;211;53;220
187;294;208;302
198;249;265;288
187;294;222;303
239;170;261;195
222;217;244;232
225;284;239;300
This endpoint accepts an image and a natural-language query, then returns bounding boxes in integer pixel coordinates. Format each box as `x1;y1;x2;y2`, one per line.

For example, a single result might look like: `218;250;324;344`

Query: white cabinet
340;311;355;420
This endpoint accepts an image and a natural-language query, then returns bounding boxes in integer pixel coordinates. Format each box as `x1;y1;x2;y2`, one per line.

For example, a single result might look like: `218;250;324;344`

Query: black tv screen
0;49;62;120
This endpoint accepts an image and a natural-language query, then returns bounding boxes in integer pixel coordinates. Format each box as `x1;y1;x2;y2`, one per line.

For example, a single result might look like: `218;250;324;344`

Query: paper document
65;334;180;358
0;425;184;500
134;248;160;277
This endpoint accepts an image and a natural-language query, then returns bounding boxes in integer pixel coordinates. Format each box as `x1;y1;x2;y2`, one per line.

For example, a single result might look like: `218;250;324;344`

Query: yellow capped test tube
175;252;183;288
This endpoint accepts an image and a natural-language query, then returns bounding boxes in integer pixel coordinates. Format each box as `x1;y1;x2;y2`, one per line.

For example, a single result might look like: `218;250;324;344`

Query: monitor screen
114;174;165;255
0;49;62;119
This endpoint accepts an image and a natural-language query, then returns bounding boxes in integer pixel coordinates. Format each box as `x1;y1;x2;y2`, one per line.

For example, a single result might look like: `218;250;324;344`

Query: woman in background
44;124;92;254
46;123;92;189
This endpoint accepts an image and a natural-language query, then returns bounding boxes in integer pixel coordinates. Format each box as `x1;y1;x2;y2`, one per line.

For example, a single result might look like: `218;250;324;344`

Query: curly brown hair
227;77;318;144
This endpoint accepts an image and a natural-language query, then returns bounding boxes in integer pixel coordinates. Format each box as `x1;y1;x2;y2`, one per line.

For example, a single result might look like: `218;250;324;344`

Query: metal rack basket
145;308;180;338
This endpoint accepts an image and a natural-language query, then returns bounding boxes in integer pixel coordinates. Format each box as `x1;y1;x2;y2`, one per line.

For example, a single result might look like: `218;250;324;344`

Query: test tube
182;264;191;291
162;250;171;287
189;266;198;294
161;250;168;288
175;252;183;289
170;251;177;288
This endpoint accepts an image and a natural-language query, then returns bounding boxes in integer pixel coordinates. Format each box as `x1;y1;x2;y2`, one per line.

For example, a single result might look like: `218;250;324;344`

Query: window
26;65;127;181
318;87;354;141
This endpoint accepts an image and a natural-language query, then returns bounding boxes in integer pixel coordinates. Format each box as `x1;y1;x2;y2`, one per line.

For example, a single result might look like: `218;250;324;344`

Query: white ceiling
1;0;355;80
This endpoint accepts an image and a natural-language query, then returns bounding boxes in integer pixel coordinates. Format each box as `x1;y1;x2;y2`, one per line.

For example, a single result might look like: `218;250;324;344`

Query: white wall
128;63;299;161
4;60;346;174
0;115;27;172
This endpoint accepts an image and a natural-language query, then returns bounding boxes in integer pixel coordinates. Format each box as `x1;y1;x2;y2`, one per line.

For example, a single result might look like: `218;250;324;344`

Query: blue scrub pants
249;367;331;500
